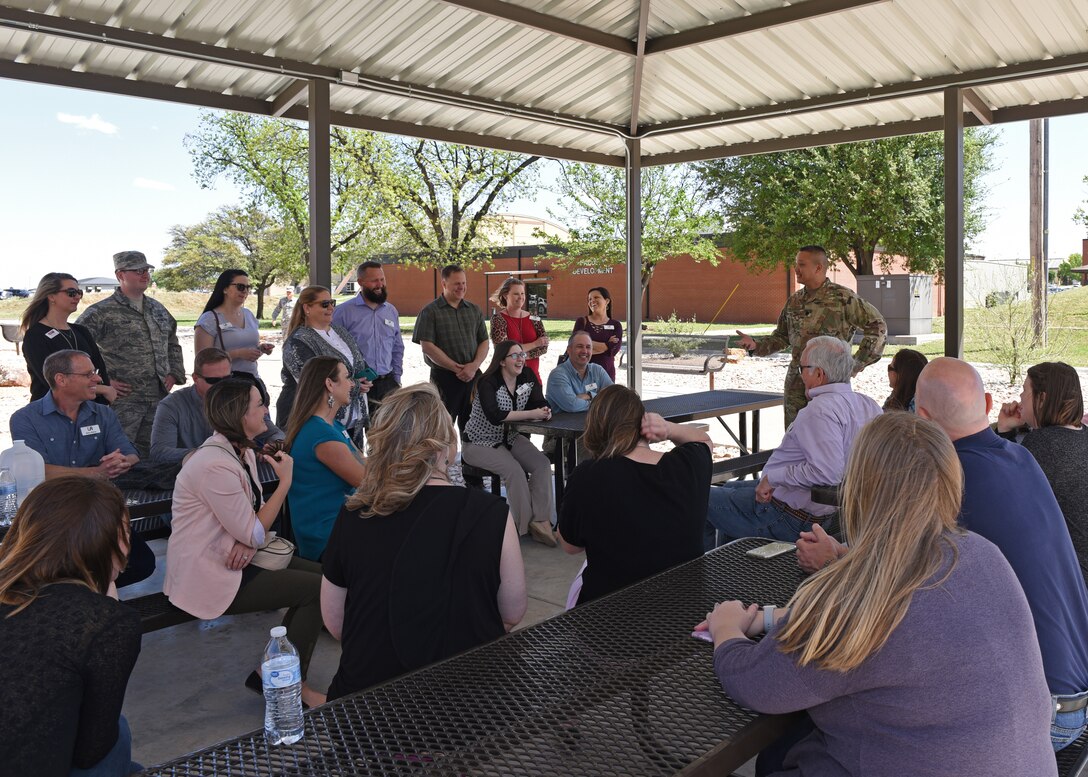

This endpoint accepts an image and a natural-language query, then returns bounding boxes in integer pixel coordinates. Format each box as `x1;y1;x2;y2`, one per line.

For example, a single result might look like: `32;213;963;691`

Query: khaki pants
462;435;554;534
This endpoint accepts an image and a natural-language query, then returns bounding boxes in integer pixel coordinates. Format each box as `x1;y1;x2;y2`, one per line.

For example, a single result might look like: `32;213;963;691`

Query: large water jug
0;441;45;507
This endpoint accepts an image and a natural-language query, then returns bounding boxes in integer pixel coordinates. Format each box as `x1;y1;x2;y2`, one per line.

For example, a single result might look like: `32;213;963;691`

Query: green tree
339;134;540;266
156;205;302;318
697;129;997;277
185;112;385;277
542;162;722;297
1052;253;1081;286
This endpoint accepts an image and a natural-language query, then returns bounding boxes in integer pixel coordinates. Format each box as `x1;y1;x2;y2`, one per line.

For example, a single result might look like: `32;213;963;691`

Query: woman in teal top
284;357;367;560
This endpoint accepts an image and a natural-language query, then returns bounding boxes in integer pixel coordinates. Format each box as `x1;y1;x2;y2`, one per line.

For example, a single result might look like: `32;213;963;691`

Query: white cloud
132;177;175;191
56;112;118;135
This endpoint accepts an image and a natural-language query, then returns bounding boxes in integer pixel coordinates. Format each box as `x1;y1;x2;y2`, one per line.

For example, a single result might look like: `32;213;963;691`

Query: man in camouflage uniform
77;251;186;458
736;245;886;428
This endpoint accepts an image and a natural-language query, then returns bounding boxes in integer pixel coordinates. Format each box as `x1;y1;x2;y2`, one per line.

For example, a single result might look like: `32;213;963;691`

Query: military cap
113;251;154;271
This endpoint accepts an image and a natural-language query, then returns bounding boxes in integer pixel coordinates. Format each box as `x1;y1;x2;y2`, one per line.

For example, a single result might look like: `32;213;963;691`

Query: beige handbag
250;531;296;571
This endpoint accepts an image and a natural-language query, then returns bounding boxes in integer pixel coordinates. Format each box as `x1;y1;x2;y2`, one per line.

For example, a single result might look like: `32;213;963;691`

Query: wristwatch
763;605;776;634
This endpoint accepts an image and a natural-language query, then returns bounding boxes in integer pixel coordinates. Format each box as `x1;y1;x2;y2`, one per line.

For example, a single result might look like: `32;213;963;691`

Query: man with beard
333;261;404;408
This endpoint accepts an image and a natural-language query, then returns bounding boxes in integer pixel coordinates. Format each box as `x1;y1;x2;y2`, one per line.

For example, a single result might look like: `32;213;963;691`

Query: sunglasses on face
230;283;251;292
316;299;337;309
123;268;151;276
196;373;228;384
60;288;84;298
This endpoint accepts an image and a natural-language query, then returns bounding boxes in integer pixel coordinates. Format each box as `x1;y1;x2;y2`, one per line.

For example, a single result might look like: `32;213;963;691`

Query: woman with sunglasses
462;340;556;546
277;286;372;444
21;272;117;404
195;270;274;396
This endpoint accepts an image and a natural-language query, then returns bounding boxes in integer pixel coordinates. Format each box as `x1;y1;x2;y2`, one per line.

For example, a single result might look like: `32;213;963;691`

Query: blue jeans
69;715;142;777
1052;699;1088;751
705;482;814;551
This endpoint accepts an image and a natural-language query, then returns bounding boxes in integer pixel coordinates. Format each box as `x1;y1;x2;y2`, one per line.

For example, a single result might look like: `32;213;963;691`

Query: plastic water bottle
0;469;16;527
262;626;304;745
0;441;45;507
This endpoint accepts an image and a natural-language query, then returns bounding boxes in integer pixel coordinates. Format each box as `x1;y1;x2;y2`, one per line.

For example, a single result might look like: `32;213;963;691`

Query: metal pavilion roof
1;0;1086;167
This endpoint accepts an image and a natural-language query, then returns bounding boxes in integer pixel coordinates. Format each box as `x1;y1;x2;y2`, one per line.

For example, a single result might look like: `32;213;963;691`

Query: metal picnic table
509;389;784;504
140;537;805;776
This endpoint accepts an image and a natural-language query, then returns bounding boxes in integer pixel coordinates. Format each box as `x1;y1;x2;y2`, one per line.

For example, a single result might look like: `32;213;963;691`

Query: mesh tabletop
142;538;805;777
511;389;783;438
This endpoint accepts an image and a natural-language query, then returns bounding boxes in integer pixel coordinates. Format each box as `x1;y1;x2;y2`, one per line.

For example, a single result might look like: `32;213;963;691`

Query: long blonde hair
346;383;455;517
775;413;963;671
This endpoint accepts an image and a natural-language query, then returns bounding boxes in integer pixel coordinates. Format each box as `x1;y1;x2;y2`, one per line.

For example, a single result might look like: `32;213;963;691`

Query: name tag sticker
585;383;598;392
516;384;532;398
80;425;101;436
529;315;540;322
601;324;615;330
383;318;395;329
45;329;60;339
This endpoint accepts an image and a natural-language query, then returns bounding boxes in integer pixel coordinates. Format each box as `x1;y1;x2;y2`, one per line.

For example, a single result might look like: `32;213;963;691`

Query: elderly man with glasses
77;251;186;458
150;348;284;463
705;336;881;548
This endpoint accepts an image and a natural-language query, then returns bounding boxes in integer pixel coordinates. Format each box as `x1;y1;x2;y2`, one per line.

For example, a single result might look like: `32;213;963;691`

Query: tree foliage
1052;253;1082;286
185;111;541;274
156;205;301;318
697;129;997;277
542;162;722;296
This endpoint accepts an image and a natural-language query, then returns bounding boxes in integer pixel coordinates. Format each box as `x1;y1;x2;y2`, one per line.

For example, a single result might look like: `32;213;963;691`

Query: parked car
4;287;29;298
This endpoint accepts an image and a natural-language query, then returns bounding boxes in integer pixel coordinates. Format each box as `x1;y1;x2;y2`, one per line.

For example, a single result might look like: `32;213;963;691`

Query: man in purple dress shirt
705;336;881;548
332;261;404;408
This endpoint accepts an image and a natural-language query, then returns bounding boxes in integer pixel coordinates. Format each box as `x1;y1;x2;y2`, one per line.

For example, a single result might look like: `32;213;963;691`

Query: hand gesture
456;363;476;382
796;523;843;574
640;412;669;443
98;449;132;479
695;601;759;644
357;378;373;394
261;449;293;485
533;406;552;421
112;379;132;398
997;400;1022;433
735;331;756;351
238;347;263;362
98;384;119;404
259;342;275;355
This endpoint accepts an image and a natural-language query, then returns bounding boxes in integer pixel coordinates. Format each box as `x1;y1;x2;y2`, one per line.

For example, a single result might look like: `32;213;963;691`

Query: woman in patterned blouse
489;277;548;381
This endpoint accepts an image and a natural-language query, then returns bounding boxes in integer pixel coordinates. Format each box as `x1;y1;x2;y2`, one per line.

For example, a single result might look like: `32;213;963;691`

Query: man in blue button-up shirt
10;349;139;479
332;261;404;407
546;331;613;413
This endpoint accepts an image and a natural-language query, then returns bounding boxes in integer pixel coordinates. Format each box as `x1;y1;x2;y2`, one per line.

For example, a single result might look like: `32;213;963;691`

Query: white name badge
516;384;532;398
601;324;615;330
80;424;101;436
383;318;395;329
45;328;60;339
529;315;540;322
585;382;598;392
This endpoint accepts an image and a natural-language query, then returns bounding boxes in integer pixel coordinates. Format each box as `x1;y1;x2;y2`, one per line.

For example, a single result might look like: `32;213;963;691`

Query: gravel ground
0;332;1044;453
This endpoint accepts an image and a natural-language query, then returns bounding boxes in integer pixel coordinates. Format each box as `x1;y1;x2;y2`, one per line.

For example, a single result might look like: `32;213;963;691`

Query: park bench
619;334;740;389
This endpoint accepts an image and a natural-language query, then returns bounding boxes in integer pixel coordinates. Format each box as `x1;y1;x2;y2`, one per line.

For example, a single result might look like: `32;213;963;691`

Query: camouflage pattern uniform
77;290;186;457
751;279;886;428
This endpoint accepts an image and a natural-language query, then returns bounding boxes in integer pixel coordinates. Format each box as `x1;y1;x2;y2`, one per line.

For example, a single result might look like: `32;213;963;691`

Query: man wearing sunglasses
150;348;283;464
78;251;187;459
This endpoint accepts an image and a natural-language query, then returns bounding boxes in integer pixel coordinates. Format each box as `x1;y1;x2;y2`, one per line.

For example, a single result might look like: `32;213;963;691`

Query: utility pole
1029;119;1046;346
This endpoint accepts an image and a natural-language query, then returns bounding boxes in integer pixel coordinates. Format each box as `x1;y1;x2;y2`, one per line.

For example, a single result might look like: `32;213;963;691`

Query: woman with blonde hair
276;285;371;441
21;272;117;404
489;277;548;380
0;477;142;776
698;412;1054;776
321;383;526;700
557;384;712;605
284;356;366;561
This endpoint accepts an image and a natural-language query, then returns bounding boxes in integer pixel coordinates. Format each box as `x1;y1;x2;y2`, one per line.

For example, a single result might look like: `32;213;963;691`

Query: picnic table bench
619;334;738;389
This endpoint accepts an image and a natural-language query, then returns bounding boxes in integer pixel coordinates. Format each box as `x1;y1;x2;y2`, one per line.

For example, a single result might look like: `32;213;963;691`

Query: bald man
799;356;1088;751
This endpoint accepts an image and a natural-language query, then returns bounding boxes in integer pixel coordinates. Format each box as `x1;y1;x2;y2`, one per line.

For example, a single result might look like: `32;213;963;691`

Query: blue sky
0;78;1086;287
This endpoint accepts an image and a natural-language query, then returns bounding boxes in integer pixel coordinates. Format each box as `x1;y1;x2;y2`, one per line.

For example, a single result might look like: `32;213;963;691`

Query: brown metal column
943;87;964;358
308;79;331;288
626;137;643;395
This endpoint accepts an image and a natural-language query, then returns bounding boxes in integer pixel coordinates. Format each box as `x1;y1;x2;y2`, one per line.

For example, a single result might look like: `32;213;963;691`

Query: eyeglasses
63;369;99;379
230;283;252;293
122;268;151;276
195;373;228;384
316;299;337;309
507;352;527;361
798;364;816;374
60;288;84;298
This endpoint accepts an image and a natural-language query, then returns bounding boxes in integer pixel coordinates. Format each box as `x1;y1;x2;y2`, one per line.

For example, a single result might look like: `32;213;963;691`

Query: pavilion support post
1029;118;1047;346
308;79;331;288
943;87;964;358
625;137;643;395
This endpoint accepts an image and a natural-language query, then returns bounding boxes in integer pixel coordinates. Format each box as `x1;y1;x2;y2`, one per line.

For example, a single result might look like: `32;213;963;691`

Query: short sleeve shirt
10;393;136;468
287;416;359;561
196;309;261;375
412;295;488;367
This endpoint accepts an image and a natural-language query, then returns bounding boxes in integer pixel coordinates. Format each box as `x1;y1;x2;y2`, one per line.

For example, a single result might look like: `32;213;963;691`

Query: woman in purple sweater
697;412;1056;777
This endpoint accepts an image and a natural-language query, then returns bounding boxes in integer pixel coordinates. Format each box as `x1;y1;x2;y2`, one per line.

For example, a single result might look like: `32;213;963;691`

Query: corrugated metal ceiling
0;0;1085;165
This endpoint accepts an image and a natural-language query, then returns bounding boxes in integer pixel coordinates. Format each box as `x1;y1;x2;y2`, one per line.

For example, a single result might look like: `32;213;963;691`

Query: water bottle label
262;658;301;689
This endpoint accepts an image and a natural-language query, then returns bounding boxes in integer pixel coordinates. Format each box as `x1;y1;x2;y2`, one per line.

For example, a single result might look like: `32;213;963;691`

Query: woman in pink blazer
165;379;325;707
